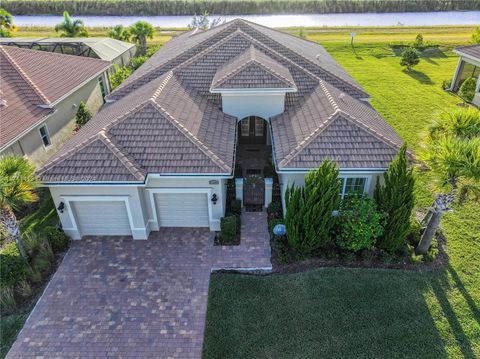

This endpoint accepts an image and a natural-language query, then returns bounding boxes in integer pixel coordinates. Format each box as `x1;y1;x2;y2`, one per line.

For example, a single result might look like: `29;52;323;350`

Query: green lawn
203;33;480;358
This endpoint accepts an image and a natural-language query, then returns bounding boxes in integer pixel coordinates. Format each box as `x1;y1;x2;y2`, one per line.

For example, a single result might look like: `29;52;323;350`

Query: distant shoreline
3;0;480;17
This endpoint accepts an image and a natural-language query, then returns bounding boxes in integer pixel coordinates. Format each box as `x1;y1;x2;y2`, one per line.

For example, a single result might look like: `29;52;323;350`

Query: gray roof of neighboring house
0;37;135;62
0;46;110;149
211;45;296;90
454;44;480;59
39;19;402;182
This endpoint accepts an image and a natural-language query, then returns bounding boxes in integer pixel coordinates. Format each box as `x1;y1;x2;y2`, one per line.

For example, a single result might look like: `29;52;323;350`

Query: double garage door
71;193;209;237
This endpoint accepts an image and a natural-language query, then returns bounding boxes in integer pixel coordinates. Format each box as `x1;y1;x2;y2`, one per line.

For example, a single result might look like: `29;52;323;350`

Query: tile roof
0;46;110;149
39;19;403;181
211;45;296;90
454;44;480;59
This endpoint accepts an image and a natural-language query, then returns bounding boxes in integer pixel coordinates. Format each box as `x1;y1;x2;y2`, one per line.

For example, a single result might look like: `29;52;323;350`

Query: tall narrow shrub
75;101;91;127
285;161;341;255
374;145;415;252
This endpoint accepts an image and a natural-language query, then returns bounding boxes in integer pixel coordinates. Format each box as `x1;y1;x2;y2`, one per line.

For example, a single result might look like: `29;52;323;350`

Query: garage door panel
73;201;132;236
155;193;209;227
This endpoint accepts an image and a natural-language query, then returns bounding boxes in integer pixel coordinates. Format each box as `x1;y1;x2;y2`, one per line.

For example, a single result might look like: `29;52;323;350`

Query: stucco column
264;177;273;208
235;178;243;205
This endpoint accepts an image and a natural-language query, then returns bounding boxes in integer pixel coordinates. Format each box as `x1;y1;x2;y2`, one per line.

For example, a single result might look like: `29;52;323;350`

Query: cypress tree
374;145;415;252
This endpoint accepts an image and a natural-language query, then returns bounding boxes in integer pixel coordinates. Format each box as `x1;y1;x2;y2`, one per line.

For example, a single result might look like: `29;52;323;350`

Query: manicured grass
203;31;480;358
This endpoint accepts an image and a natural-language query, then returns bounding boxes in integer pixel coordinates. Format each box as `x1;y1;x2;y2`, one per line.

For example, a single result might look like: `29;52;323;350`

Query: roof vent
0;99;7;107
339;92;346;102
316;54;321;61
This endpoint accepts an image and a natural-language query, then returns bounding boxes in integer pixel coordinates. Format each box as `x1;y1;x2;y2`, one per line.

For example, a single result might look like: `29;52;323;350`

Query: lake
14;11;480;28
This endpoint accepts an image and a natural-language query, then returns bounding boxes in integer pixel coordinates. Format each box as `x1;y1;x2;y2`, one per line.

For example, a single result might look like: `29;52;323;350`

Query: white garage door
72;201;132;236
155;193;209;227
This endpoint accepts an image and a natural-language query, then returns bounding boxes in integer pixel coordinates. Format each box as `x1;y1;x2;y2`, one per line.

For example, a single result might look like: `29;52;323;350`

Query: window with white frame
39;125;51;147
241;118;250;136
339;177;367;198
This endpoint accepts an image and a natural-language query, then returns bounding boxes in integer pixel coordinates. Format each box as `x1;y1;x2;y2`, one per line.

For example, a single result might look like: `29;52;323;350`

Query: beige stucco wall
221;92;286;120
1;75;107;166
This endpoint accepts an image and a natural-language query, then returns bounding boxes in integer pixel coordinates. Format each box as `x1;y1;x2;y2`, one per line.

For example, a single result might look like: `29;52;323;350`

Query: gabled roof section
454;44;480;60
39;72;236;182
211;45;296;90
272;80;402;169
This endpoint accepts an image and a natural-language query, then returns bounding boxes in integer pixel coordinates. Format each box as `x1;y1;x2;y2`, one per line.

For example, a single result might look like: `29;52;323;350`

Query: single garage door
155;193;209;227
72;201;132;236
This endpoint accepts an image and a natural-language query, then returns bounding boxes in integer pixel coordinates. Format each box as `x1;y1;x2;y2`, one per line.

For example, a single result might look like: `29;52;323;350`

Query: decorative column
235;178;244;206
264;177;273;208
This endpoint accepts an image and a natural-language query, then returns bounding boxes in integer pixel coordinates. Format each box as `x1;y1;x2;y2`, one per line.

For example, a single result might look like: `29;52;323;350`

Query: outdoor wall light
57;202;65;213
211;193;218;205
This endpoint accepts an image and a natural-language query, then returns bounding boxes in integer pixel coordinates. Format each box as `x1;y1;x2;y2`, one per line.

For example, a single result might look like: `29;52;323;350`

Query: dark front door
239;116;266;144
243;176;265;212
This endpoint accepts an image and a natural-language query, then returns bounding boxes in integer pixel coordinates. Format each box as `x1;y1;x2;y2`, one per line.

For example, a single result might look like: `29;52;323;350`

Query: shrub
0;286;16;310
131;55;148;70
413;33;424;48
442;79;452;90
220;215;238;244
336;195;385;252
267;200;283;220
407;219;423;247
109;64;133;90
285;161;341;255
229;199;242;216
145;45;161;57
75;101;91;127
16;280;32;298
0;242;28;288
107;24;130;41
458;77;476;103
374;145;415;252
400;47;420;71
43;226;69;252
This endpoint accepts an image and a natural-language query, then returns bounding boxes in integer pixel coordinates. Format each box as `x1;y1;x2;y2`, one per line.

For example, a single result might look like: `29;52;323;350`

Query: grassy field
202;29;480;358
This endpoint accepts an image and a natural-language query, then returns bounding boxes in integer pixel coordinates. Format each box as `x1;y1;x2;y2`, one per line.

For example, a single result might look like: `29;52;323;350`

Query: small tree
458;77;476;103
374;145;415;252
107;24;130;42
0;155;40;259
54;11;88;37
0;8;16;37
285;161;341;255
188;11;223;30
109;64;133;90
129;21;154;55
400;47;420;71
75;101;91;127
337;195;385;252
414;33;424;49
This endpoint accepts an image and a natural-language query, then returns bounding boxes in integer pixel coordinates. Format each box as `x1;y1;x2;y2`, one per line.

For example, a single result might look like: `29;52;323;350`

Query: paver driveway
7;213;271;359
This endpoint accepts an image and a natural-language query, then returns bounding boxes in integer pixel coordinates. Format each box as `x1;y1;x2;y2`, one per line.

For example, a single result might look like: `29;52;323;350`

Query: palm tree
417;107;480;254
0;155;40;259
0;8;16;37
54;11;88;37
129;21;154;55
107;24;130;42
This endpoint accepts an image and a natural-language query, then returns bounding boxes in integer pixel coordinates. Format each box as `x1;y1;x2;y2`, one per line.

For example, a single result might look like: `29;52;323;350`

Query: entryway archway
238;116;267;145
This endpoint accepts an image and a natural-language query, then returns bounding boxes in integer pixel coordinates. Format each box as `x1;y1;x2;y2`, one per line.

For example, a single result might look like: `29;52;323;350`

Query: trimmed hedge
0;242;28;288
220;215;238;244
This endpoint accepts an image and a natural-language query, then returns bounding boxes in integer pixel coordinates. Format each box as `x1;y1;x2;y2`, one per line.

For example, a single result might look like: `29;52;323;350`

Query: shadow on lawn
403;69;434;85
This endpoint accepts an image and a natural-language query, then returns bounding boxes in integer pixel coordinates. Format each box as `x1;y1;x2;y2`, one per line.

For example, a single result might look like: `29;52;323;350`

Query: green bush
220;215;238;244
267;200;282;219
0;242;28;288
131;55;148;70
442;79;452;90
374;145;415;252
407;218;423;247
229;199;242;216
43;226;69;252
458;77;476;103
109;64;133;90
336;195;385;252
400;47;420;71
413;33;424;48
75;101;91;127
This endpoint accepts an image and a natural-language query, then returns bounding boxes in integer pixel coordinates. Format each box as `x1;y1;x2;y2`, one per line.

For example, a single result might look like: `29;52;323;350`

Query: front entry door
239;116;266;144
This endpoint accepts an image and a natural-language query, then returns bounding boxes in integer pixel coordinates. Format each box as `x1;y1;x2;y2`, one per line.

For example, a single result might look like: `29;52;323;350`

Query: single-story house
0;45;111;165
38;19;403;240
451;44;480;106
0;37;136;69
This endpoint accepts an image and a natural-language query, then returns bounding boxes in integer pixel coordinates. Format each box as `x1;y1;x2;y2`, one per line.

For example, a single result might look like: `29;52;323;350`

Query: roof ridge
151;70;174;101
98;131;145;181
0;46;51;105
237;21;368;97
149;100;231;173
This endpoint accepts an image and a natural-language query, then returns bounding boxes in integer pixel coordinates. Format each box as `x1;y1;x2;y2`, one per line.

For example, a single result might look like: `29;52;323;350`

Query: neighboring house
0;37;136;69
451;44;480;106
0;46;111;165
38;19;403;240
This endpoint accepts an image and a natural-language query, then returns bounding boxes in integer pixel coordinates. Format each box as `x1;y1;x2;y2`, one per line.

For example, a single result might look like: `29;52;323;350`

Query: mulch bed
213;232;240;246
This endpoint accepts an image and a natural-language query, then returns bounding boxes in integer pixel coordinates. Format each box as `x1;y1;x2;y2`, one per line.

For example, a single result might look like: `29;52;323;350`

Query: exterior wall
0;75;107;165
221;92;286;119
145;176;227;231
278;170;384;215
49;185;148;240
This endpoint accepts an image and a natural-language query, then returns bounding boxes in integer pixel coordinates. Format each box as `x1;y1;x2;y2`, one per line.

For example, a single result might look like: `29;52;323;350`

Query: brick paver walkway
7;215;271;359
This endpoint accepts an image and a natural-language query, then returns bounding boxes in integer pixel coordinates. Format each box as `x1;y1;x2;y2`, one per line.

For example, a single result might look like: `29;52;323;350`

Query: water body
14;11;480;28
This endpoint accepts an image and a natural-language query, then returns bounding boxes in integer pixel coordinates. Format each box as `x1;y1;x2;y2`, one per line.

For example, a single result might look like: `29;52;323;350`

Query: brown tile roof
40;19;403;181
455;44;480;59
211;45;296;90
0;46;110;148
39;72;237;181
